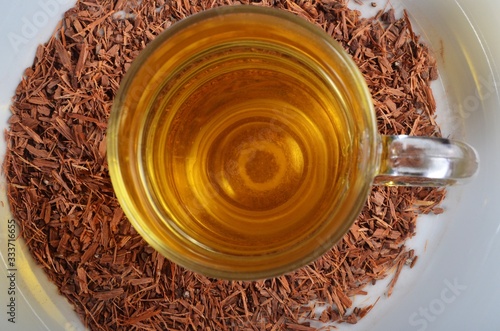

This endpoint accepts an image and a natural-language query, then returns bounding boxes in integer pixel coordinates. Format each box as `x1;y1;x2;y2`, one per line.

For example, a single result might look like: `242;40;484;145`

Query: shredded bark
4;0;446;330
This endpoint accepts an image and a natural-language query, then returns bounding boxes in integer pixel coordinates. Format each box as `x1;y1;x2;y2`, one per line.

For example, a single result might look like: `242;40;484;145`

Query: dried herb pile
4;0;445;330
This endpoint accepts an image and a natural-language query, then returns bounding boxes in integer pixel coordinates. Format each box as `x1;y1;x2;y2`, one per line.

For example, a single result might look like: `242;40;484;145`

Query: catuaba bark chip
4;0;445;330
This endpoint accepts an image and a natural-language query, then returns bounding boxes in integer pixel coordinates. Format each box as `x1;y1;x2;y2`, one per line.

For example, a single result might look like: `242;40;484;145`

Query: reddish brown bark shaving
4;0;445;329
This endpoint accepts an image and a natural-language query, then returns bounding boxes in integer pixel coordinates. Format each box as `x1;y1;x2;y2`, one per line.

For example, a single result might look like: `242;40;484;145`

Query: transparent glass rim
107;5;378;280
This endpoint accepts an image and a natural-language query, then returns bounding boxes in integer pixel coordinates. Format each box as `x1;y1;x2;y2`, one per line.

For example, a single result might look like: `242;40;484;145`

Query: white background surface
0;0;499;330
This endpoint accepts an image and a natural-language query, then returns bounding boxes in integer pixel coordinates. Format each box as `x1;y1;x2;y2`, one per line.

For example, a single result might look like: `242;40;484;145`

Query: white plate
0;1;498;330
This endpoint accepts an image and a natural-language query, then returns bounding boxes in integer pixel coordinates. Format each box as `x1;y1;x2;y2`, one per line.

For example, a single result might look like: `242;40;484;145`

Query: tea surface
142;42;353;256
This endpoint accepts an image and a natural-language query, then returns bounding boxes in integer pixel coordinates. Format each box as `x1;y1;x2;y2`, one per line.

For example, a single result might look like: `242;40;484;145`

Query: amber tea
144;46;355;256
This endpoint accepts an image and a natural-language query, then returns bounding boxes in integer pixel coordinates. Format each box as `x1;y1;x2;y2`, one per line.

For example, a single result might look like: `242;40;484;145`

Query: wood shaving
4;0;446;329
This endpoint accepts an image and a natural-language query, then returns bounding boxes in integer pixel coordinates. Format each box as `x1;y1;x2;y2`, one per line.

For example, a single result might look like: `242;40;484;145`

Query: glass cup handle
374;135;479;186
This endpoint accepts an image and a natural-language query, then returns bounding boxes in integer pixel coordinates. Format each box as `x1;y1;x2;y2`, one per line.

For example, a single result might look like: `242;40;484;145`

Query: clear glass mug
107;6;478;280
